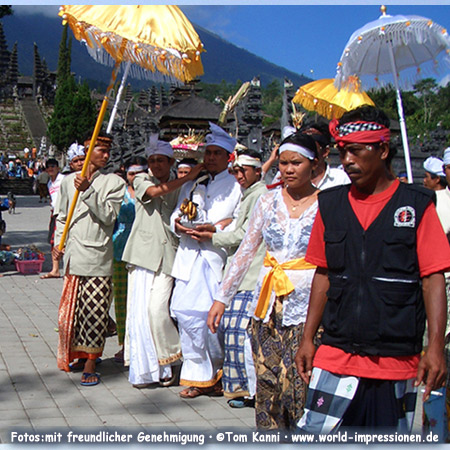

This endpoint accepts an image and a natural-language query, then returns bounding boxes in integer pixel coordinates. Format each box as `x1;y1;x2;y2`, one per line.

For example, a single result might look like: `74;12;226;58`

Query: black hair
338;105;396;165
124;156;148;170
300;118;331;148
428;172;448;188
280;131;319;159
177;158;197;167
339;105;390;128
46;158;59;168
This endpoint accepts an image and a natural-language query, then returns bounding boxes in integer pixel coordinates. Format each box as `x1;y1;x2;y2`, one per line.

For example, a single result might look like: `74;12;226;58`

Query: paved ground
0;194;427;446
0;195;254;445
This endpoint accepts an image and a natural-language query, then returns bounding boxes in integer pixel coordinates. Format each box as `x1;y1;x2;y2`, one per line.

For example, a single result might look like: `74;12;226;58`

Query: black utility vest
319;182;434;356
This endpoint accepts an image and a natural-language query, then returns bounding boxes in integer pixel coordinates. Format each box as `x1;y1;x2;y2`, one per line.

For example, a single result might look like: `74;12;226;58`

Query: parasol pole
58;44;127;251
106;60;132;134
387;40;414;184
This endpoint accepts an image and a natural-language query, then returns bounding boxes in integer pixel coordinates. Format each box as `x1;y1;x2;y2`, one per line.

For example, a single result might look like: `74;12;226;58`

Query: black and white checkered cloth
297;367;417;434
338;122;384;136
297;367;359;434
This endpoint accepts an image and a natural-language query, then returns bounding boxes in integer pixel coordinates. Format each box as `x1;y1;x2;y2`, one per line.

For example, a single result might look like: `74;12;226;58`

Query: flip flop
69;357;102;373
179;384;223;399
179;386;204;398
80;372;100;386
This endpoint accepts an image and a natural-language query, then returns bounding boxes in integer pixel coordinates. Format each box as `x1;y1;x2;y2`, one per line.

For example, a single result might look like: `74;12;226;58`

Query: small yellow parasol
292;77;374;120
57;5;205;250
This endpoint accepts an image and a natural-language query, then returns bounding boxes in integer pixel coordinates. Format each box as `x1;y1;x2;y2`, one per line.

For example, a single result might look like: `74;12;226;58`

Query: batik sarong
250;296;310;430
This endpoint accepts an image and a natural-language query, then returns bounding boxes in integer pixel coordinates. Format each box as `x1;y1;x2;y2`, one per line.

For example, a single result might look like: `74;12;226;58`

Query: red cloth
57;275;80;372
306;180;450;379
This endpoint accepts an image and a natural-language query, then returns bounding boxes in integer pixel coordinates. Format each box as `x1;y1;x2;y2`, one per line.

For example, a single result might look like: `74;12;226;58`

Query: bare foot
40;272;61;279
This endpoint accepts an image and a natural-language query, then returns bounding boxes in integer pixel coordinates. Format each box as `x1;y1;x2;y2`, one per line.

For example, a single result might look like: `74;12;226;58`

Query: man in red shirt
295;106;449;434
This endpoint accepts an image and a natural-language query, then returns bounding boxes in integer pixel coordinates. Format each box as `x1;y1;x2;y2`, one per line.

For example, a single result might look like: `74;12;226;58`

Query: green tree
72;82;96;141
261;79;282;127
0;6;12;19
49;25;96;151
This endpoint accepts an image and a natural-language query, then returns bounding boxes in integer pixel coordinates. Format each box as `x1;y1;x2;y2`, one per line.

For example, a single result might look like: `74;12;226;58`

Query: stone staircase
0;101;34;154
19;97;48;149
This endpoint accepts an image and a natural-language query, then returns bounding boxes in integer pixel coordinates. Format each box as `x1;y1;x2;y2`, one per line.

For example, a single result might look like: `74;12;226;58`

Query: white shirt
436;188;450;236
171;169;242;282
48;172;65;213
314;164;350;191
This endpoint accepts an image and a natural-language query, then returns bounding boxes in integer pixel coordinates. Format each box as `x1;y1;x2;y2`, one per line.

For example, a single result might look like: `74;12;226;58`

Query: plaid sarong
298;367;417;434
112;259;127;345
71;276;113;355
220;290;254;398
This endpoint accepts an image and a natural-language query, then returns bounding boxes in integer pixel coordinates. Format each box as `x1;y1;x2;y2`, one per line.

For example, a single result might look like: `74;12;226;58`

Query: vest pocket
373;278;418;340
324;230;346;271
382;231;416;273
322;285;344;333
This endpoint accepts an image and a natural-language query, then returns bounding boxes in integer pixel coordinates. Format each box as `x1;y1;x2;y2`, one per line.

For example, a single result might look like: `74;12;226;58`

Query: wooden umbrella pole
58;52;125;251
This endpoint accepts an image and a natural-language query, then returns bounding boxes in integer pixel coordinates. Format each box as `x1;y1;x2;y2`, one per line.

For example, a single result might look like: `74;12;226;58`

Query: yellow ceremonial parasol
292;78;374;120
57;5;205;250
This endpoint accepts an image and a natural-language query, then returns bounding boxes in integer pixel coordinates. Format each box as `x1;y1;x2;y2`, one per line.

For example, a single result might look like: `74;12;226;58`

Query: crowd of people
37;105;450;436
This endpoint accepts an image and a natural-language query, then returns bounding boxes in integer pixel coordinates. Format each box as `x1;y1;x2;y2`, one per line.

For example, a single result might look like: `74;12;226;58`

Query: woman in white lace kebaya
208;132;321;429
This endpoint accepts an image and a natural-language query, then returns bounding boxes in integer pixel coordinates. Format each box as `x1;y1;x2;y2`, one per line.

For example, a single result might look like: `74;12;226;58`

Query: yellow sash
254;252;316;319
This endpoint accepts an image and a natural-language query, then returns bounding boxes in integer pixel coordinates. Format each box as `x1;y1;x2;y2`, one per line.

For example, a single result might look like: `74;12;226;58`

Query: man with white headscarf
170;122;242;399
67;142;86;173
423;156;447;191
121;135;204;388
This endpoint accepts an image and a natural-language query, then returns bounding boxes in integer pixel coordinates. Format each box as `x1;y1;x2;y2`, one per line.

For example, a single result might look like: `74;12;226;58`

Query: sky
8;2;450;87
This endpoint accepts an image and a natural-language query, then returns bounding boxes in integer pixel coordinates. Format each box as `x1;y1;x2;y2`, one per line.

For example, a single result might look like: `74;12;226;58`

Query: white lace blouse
215;187;318;326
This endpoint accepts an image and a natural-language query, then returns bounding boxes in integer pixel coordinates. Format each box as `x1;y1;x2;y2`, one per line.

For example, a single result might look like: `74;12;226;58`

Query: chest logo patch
393;206;415;228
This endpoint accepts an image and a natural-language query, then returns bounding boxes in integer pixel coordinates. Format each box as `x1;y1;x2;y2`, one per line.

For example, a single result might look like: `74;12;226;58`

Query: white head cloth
282;126;297;140
279;142;316;160
205;122;236;153
233;154;262;168
443;147;450;166
67;142;85;162
423;156;445;177
145;134;174;158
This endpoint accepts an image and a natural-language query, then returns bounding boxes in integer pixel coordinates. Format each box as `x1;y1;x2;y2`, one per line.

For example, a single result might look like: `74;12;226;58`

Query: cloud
12;5;60;18
439;74;450;87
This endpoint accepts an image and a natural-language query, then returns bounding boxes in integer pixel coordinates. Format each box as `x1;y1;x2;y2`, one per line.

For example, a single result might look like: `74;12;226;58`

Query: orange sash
254;252;316;319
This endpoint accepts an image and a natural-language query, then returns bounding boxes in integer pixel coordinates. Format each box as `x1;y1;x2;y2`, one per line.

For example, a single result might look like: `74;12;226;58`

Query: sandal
69;357;102;373
179;383;223;399
179;386;205;398
80;372;100;386
159;365;180;387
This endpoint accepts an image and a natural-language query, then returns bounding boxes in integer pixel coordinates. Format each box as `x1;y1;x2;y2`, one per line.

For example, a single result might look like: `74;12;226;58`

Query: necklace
285;189;317;211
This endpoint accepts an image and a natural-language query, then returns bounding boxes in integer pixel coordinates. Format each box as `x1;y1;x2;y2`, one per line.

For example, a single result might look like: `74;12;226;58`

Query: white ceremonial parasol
335;5;450;183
